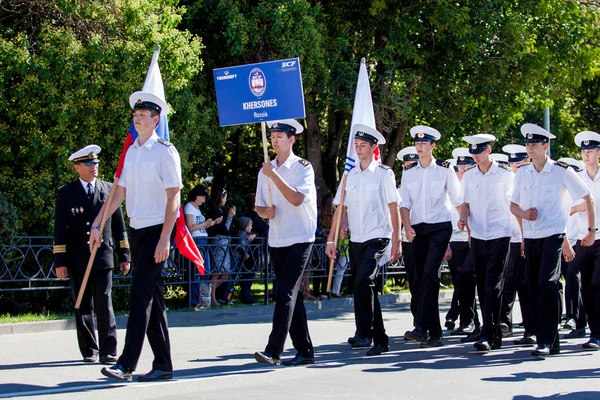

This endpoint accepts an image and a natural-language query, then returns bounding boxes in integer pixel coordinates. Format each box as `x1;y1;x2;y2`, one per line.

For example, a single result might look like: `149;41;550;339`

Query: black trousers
501;242;533;334
265;242;314;358
445;241;469;323
402;240;418;326
457;248;481;328
564;244;587;329
571;240;600;338
119;224;172;372
524;235;563;349
70;268;117;358
349;239;390;345
472;237;510;345
412;222;452;338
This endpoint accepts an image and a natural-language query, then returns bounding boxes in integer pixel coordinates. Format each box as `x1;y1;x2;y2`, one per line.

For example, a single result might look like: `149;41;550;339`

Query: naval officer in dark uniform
54;144;130;364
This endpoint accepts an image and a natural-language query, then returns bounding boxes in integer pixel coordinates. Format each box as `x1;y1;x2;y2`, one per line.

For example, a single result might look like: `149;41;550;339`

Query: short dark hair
187;185;208;202
244;193;256;209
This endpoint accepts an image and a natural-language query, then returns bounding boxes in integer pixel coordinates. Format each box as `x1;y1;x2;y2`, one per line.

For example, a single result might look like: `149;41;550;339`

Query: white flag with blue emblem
344;58;377;173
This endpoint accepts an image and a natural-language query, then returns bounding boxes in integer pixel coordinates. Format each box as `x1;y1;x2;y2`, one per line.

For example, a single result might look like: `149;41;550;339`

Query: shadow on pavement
514;392;600;399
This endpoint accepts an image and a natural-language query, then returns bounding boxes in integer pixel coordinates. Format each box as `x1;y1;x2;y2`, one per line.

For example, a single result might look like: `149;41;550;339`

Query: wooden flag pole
261;122;273;207
326;173;348;293
74;178;119;309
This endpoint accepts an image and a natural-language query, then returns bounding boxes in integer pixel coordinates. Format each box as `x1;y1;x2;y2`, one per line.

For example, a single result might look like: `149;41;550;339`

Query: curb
0;290;454;335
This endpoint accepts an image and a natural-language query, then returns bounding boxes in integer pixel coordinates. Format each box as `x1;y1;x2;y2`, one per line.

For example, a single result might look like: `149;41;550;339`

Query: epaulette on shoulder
298;158;311;167
378;164;391;170
518;163;531;169
554;160;569;169
403;162;417;171
465;164;477;171
436;159;450;168
157;138;172;146
498;163;512;172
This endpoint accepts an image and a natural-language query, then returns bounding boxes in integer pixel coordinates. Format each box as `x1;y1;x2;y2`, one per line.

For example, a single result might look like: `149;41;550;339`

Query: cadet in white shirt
445;149;480;336
399;125;462;348
326;124;402;356
253;119;318;367
397;147;419;326
458;134;513;352
501;144;535;346
568;131;600;350
556;157;588;339
510;123;595;357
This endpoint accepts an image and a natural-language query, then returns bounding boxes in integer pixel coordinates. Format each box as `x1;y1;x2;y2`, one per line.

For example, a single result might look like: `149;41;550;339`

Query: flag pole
261;122;273;206
75;180;118;309
326;174;348;293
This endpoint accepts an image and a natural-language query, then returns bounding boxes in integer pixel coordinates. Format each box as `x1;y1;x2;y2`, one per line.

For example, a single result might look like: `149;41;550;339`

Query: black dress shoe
101;363;133;381
450;321;475;336
366;344;389;356
562;318;576;331
582;337;600;350
83;355;98;363
474;338;491;352
565;328;586;339
444;319;455;330
499;322;510;334
254;351;281;365
531;344;550;356
461;329;481;343
351;337;373;348
99;355;118;365
347;332;360;345
513;335;536;345
282;355;315;366
404;328;428;343
420;336;443;348
137;369;173;382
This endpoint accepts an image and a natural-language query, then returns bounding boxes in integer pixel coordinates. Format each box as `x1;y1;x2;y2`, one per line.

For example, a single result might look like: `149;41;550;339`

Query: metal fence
0;236;445;306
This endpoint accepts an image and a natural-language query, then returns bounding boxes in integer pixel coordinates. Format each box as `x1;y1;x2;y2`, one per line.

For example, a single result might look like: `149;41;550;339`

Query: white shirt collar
417;156;437;169
272;151;299;169
133;131;159;149
79;178;96;193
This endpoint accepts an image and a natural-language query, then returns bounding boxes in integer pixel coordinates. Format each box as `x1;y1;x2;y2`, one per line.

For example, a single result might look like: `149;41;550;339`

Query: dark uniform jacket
53;179;130;270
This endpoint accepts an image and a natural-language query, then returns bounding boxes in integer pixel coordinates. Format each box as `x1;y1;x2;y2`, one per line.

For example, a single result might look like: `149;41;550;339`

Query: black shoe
99;355;118;365
499;322;510;334
366;344;389;356
83;355;98;363
444;318;455;331
450;321;475;336
562;318;576;331
404;328;428;343
582;337;600;350
137;369;173;382
420;336;443;348
531;344;550;356
513;335;536;346
461;328;481;343
101;363;132;381
282;354;315;366
474;338;491;352
254;351;281;365
347;332;360;345
565;328;586;339
351;337;373;348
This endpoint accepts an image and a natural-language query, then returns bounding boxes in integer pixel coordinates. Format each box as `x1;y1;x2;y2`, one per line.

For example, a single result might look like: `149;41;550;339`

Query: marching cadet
458;134;513;351
326;124;402;356
54;145;130;364
253;119;317;366
399;125;462;348
510;123;595;357
556;157;587;339
397;146;419;328
568;131;600;350
93;92;182;381
444;148;478;335
500;144;535;346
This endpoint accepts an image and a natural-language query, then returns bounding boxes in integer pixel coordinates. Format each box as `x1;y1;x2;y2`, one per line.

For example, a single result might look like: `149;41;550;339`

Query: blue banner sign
213;58;306;127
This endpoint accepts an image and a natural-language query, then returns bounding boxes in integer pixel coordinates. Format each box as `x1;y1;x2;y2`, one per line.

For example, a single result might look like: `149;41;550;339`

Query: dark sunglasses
80;160;99;167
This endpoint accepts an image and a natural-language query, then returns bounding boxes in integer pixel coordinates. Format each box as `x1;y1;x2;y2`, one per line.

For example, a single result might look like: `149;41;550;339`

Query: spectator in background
184;185;219;309
313;194;335;299
244;193;269;237
207;187;236;307
233;217;258;304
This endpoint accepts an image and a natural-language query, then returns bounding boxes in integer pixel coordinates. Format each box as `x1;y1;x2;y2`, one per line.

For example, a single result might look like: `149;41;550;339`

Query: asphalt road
1;298;599;400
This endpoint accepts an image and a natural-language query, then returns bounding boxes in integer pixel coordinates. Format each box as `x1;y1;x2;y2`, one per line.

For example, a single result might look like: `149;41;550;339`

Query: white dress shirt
511;159;590;239
576;167;600;240
79;178;97;195
461;161;513;240
118;132;183;229
399;157;462;225
449;201;468;242
510;214;523;243
255;152;317;248
334;161;400;243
